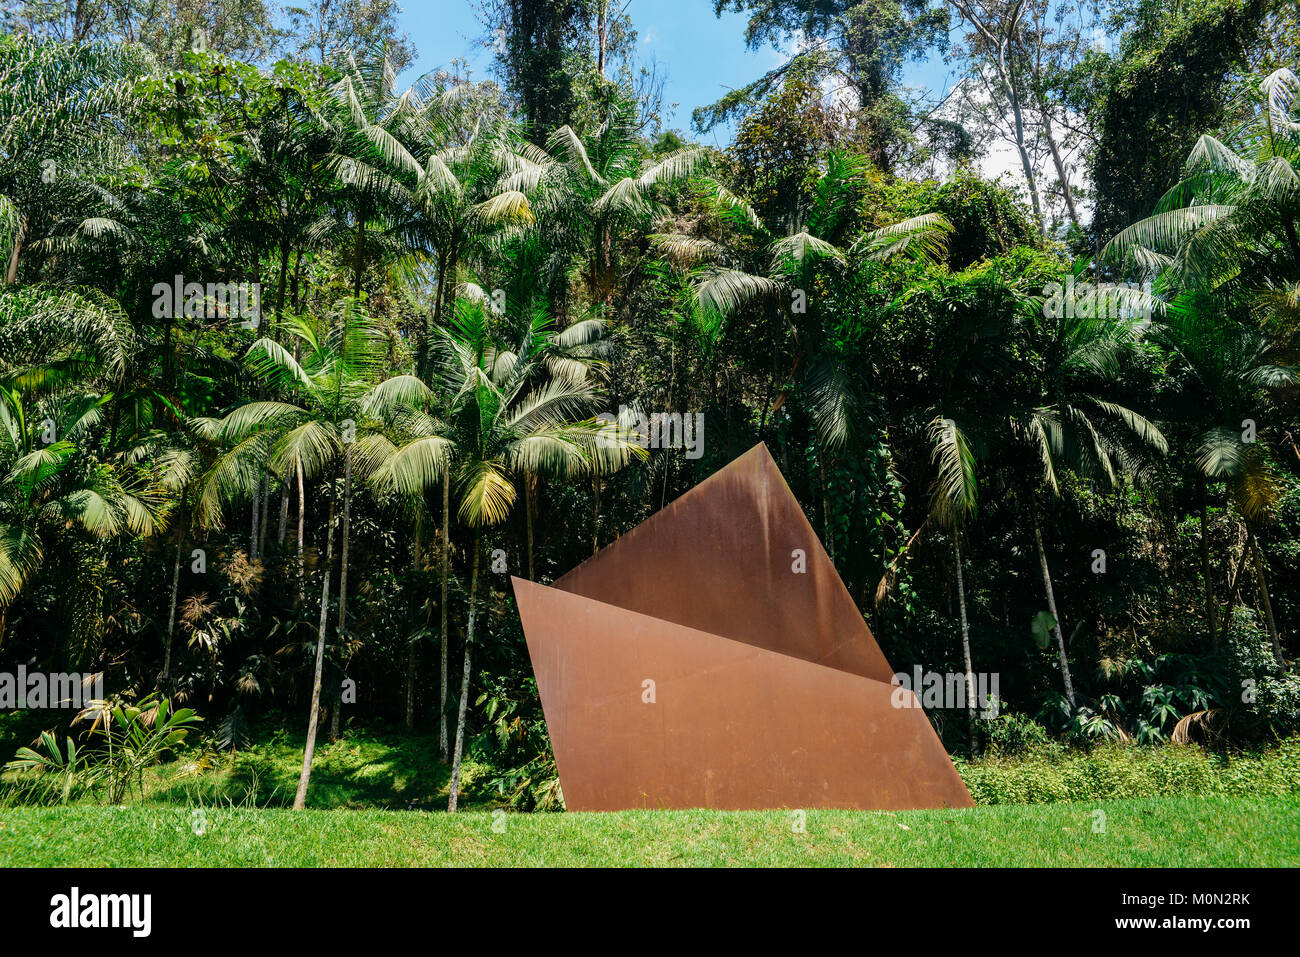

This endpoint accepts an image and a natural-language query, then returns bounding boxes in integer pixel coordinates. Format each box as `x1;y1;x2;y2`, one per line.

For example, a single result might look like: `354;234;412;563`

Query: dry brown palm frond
1171;708;1225;745
222;549;263;594
179;592;215;629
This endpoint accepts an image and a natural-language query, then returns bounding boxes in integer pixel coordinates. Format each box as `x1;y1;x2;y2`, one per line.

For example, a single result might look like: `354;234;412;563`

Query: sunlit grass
2;794;1296;867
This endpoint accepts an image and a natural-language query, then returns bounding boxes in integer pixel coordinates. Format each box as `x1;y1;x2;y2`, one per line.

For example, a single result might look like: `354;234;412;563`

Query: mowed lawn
2;794;1296;866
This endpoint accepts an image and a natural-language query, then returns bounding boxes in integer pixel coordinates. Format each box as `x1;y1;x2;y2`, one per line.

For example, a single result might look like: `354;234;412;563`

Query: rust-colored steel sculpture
513;442;973;812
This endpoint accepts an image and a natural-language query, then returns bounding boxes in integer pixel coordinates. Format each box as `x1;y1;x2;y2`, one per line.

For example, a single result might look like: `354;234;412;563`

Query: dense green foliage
2;1;1299;816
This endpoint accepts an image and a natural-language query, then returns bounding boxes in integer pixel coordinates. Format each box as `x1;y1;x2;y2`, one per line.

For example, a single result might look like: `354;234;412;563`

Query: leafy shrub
961;737;1300;805
1227;607;1300;737
2;695;201;805
983;711;1060;758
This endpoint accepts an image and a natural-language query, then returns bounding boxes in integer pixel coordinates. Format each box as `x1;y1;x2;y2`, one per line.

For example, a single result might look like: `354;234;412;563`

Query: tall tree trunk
277;480;289;547
525;476;536;581
250;480;260;559
293;493;337;810
447;533;481;813
406;523;422;730
1037;98;1080;230
336;447;353;641
1003;64;1043;231
290;246;304;311
592;474;601;555
818;451;834;563
162;506;185;687
257;477;270;557
353;201;366;301
296;461;306;606
1247;526;1284;668
1032;507;1076;707
420;250;449;379
331;447;354;743
597;0;608;77
954;528;976;752
1200;479;1218;646
439;472;451;762
4;213;26;284
274;237;291;338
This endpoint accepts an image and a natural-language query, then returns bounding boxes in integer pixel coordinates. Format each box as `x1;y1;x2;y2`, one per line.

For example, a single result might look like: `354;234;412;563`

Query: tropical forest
1;0;1299;868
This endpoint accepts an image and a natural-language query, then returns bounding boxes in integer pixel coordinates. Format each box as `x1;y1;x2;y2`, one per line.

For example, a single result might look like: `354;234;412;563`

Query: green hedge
958;737;1300;805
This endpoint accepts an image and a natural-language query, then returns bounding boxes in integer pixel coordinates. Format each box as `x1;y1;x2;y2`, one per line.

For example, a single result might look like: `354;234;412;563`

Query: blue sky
396;0;960;147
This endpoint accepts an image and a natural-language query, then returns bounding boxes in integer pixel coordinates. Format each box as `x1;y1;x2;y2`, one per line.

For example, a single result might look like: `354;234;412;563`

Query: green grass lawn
2;794;1296;866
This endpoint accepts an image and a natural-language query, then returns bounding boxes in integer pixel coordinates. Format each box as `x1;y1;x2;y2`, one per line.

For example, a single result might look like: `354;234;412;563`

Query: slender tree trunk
336;447;353;641
1199;479;1218;646
330;447;354;743
4;213;26;284
525;476;536;581
954;529;976;752
1005;73;1043;231
592;474;601;555
420;251;448;379
1032;508;1076;707
984;33;1043;231
291;246;304;311
294;493;337;810
406;524;422;730
447;534;481;813
818;452;834;563
162;512;185;686
353;201;366;301
277;480;289;547
1220;530;1255;645
439;472;450;762
597;0;608;77
1037;100;1080;230
297;461;306;606
258;477;270;557
275;237;291;335
250;481;260;559
1247;526;1284;667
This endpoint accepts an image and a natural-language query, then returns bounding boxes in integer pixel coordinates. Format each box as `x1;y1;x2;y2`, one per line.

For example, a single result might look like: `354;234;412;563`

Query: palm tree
1104;68;1300;294
1013;301;1169;707
924;267;1168;708
151;439;203;686
199;301;400;809
376;296;641;811
1157;302;1298;662
0;34;149;284
927;414;979;750
653;152;951;449
1104;68;1300;661
0;284;147;640
311;51;425;300
362;361;457;751
507;91;710;308
400;81;536;377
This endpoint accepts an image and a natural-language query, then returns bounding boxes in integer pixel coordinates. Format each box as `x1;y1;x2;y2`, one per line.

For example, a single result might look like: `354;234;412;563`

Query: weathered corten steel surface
514;442;974;812
553;442;894;683
514;579;974;811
